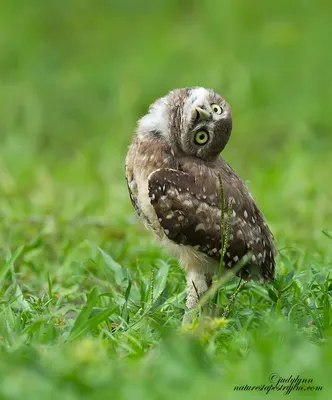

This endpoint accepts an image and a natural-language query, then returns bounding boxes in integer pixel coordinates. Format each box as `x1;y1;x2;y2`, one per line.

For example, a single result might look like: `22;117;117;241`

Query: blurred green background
0;1;332;399
1;0;331;247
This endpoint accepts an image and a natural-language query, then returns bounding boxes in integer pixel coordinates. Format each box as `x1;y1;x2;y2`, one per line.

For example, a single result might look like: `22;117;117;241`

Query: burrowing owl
125;87;277;311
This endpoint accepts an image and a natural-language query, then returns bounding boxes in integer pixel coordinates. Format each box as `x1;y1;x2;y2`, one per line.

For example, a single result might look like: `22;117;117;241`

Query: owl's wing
148;168;276;280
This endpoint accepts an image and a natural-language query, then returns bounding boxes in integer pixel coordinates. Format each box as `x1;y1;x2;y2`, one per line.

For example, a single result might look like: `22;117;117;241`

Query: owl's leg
182;267;216;324
186;269;212;310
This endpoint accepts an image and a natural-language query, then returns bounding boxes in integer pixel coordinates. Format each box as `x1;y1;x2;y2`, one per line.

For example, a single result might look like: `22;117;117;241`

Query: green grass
1;1;332;398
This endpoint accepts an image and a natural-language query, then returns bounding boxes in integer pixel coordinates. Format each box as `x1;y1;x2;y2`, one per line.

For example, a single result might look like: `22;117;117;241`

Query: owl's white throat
137;96;169;139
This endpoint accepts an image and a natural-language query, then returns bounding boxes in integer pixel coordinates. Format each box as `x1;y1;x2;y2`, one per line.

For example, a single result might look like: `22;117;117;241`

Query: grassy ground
1;1;332;399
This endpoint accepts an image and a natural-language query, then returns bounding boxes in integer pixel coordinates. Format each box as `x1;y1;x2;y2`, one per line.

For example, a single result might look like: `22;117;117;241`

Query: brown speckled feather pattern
126;87;277;312
126;137;276;280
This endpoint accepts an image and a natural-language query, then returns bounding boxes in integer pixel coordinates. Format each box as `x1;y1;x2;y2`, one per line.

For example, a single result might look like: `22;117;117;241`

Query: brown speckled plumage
125;87;277;313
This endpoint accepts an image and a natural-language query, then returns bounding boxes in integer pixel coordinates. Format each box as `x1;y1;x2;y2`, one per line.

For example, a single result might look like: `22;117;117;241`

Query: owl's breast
133;167;164;237
125;138;177;238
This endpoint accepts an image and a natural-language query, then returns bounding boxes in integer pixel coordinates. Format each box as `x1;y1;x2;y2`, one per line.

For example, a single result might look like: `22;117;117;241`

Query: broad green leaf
98;247;125;286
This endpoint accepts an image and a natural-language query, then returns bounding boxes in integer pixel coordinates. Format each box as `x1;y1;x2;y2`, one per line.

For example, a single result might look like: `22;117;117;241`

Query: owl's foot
182;308;198;325
183;269;214;323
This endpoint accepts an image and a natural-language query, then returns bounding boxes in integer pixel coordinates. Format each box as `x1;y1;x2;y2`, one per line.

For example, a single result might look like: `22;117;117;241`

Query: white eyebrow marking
191;87;208;105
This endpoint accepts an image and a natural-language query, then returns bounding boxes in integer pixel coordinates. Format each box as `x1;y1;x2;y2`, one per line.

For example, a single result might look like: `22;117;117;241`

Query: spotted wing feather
148;168;276;280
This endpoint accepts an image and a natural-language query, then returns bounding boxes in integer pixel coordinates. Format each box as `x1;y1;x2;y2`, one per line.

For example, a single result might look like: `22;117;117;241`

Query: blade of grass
0;246;24;285
67;287;98;341
67;305;117;342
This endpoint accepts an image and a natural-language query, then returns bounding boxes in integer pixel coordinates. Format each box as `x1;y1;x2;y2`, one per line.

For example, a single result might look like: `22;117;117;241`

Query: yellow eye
211;104;222;114
195;130;209;145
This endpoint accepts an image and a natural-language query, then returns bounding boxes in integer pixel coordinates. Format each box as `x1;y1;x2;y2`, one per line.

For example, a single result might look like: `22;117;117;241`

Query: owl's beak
192;107;211;121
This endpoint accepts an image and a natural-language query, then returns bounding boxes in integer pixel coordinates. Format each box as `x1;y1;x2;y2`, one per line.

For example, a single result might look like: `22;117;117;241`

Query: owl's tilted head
137;87;232;161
